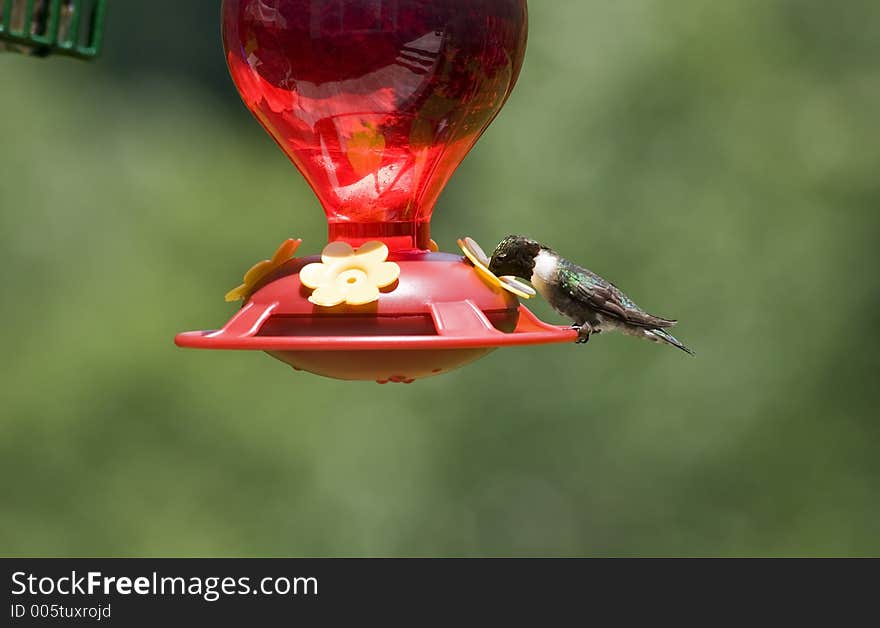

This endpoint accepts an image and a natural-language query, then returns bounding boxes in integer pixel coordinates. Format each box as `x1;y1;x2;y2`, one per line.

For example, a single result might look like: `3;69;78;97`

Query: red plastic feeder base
175;251;576;383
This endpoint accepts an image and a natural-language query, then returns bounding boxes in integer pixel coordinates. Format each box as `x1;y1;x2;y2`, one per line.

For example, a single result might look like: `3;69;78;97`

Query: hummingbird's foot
573;322;593;344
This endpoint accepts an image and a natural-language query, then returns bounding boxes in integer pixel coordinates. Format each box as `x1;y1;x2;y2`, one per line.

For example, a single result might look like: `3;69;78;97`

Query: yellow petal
224;284;249;302
270;238;301;265
459;236;491;267
368;261;400;288
428;239;439;252
344;282;380;305
321;241;355;263
355;241;390;266
457;238;475;262
243;260;274;286
459;242;488;272
299;262;328;289
500;276;535;299
472;261;504;288
458;236;532;298
309;284;347;307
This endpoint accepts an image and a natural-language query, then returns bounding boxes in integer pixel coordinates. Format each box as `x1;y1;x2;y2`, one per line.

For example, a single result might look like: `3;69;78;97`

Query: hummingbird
488;235;694;355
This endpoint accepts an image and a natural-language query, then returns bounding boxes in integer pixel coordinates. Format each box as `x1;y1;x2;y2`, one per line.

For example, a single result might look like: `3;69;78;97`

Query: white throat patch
530;250;558;297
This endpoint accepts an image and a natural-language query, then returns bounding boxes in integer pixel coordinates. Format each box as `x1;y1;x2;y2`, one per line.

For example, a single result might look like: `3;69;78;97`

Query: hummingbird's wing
558;259;676;329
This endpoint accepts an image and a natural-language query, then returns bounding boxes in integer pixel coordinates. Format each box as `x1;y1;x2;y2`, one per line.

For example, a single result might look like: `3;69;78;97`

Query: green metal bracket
0;0;106;59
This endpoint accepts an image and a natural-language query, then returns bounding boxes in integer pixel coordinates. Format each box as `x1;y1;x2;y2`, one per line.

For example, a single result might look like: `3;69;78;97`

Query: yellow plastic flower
300;241;401;307
457;236;536;299
225;238;302;302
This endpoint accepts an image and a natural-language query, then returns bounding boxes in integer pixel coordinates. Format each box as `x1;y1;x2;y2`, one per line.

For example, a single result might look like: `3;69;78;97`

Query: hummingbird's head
489;235;543;280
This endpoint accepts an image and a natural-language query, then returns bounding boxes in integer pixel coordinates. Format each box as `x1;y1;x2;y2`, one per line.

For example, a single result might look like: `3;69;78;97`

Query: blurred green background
2;0;879;557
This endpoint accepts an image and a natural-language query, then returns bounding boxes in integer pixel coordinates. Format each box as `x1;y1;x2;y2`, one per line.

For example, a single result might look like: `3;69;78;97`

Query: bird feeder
0;0;105;58
175;0;576;383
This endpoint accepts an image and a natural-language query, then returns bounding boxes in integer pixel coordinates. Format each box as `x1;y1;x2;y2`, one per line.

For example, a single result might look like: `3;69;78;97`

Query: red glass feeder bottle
175;0;576;382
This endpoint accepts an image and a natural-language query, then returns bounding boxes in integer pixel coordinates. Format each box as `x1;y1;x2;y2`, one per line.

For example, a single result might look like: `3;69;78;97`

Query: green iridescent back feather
556;257;675;328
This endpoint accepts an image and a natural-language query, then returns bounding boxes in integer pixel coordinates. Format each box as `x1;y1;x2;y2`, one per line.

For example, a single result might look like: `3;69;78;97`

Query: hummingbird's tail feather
652;316;677;328
647;328;694;356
